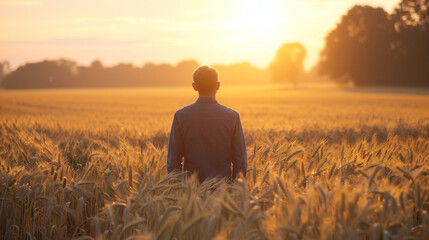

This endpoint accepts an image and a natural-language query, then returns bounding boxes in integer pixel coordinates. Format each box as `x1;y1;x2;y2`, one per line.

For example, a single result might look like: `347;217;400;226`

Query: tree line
0;0;427;89
0;42;322;89
0;59;271;89
319;0;429;86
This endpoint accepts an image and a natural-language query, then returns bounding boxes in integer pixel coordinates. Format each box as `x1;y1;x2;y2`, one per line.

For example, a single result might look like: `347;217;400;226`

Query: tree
390;0;429;86
392;0;429;30
318;6;395;86
269;42;306;86
2;59;79;89
0;61;11;87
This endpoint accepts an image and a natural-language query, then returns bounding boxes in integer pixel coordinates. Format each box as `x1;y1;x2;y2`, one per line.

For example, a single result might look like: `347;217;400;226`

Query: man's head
192;66;220;96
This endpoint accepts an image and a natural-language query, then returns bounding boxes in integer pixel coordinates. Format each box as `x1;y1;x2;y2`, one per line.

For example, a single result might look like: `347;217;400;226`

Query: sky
0;0;399;70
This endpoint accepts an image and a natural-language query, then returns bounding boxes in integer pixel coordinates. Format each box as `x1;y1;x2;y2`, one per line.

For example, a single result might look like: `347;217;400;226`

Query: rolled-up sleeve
231;113;247;179
167;112;184;173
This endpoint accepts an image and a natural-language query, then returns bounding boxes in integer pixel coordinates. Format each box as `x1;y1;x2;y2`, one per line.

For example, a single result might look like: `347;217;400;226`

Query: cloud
61;17;228;31
0;37;187;48
0;0;41;6
0;38;143;46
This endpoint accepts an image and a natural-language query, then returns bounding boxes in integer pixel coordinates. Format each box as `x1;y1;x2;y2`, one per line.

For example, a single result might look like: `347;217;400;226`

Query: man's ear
192;82;198;91
216;81;220;90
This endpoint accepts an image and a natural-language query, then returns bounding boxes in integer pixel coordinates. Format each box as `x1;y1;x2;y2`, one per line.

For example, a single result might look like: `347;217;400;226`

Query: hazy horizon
1;0;398;70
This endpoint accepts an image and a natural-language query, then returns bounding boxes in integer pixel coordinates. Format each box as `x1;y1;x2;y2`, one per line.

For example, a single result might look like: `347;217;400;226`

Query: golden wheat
0;86;428;239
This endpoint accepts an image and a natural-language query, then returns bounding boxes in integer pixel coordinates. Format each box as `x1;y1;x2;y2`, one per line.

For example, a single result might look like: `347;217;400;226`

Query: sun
234;0;283;36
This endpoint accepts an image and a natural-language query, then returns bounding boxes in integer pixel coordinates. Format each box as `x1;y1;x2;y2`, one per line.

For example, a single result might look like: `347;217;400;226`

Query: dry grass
0;85;428;239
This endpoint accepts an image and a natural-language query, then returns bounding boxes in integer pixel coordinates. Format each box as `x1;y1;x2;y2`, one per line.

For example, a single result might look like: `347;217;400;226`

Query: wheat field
0;85;428;239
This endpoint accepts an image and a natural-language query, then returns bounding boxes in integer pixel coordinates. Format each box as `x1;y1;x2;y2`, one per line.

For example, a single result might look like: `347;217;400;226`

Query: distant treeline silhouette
319;0;429;86
0;43;317;89
0;59;271;89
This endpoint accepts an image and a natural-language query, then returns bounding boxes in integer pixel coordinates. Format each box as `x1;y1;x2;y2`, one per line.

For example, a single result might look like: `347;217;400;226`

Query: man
167;66;247;182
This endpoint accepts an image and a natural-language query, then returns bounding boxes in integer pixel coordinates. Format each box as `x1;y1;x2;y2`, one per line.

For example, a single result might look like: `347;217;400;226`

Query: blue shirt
167;97;247;182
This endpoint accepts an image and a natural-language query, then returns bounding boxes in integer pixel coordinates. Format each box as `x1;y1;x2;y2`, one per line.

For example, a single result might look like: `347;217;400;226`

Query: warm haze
1;0;429;239
0;0;398;69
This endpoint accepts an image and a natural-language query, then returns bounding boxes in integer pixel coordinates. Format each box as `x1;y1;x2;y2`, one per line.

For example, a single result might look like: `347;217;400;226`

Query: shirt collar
196;97;218;104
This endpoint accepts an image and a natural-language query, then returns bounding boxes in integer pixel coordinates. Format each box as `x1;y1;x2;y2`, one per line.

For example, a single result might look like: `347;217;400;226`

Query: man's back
167;97;247;182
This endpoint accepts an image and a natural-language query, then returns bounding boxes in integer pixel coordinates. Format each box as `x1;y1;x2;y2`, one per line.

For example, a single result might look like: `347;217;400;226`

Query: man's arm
231;112;247;180
167;112;184;173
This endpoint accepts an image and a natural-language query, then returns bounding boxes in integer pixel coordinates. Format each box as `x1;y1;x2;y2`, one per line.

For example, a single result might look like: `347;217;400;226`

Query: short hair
193;66;218;94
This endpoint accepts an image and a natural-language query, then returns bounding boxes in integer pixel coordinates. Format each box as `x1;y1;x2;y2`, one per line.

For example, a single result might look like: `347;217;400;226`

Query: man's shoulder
175;103;239;118
216;103;239;116
175;103;197;115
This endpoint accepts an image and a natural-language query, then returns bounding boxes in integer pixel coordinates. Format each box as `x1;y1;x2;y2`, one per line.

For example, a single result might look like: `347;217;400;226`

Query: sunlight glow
233;0;283;35
0;0;399;69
